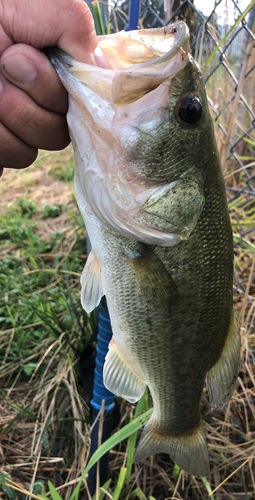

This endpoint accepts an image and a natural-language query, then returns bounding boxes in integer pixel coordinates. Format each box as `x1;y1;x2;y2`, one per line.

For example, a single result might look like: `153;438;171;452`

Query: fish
50;21;240;477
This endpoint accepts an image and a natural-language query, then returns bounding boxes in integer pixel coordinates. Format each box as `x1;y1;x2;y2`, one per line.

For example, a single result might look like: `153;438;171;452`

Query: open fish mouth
51;22;190;105
50;22;201;246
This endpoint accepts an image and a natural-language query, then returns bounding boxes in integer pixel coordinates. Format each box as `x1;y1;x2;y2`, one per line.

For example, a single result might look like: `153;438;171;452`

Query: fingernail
2;54;37;85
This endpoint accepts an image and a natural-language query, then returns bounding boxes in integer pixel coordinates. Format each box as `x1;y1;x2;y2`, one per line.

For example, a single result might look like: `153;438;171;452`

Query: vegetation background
1;0;255;499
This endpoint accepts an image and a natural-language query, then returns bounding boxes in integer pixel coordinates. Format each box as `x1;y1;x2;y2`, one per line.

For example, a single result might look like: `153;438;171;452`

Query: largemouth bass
50;22;240;476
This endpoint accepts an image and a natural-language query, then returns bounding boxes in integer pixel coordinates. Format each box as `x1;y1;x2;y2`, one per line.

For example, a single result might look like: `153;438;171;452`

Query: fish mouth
49;22;190;105
49;23;201;247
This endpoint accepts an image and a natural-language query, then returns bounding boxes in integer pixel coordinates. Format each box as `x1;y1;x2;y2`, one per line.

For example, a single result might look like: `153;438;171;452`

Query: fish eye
178;96;202;125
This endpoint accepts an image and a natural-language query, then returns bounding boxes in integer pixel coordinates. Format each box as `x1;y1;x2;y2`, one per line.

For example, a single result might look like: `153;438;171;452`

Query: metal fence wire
107;0;255;318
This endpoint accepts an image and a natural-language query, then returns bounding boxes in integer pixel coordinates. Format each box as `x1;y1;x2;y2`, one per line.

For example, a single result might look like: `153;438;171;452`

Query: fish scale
50;21;240;476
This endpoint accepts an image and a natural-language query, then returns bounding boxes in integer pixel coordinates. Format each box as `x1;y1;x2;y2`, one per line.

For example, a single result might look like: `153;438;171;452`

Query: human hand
0;0;97;177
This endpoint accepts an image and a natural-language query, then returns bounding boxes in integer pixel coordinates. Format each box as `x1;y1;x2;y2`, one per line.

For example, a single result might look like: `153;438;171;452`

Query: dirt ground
0;147;75;207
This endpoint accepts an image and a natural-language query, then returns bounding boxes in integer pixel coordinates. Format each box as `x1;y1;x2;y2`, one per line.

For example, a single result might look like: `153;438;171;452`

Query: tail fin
133;416;210;477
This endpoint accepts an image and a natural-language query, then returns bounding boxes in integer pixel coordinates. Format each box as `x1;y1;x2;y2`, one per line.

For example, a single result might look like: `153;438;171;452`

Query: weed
49;157;74;183
43;204;63;218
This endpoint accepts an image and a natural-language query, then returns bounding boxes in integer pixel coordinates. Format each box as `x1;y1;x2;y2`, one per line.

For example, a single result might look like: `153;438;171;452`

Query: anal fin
206;311;240;409
80;250;104;313
103;342;146;404
133;416;210;477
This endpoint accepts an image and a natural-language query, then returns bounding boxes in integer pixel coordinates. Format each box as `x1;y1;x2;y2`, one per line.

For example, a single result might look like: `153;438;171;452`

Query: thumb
0;0;98;63
56;0;98;63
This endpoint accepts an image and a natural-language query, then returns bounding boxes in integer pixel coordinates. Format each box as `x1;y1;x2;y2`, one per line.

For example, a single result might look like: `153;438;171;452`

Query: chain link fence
106;0;255;319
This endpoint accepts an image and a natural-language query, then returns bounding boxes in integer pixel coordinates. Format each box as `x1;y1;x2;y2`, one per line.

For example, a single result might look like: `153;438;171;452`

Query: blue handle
128;0;141;30
91;302;115;411
88;300;115;497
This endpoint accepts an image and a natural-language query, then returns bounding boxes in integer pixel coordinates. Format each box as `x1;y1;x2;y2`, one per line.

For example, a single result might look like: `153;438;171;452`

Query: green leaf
37;487;50;500
84;408;152;477
173;463;180;483
235;156;255;161
43;204;62;219
200;476;214;500
48;481;64;500
233;236;255;251
0;473;16;500
105;16;110;35
33;482;46;496
92;1;105;35
92;479;112;500
23;362;38;376
113;468;127;500
126;390;147;490
203;0;255;71
127;487;147;500
191;481;199;499
69;408;153;500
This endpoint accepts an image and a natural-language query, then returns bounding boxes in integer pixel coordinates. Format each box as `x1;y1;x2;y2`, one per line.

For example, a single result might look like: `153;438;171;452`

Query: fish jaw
49;23;207;246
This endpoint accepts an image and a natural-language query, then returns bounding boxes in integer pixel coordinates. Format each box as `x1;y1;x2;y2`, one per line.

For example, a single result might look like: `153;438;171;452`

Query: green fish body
50;22;240;476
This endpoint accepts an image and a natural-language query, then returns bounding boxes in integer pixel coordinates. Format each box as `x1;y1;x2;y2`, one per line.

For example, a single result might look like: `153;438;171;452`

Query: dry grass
0;147;74;207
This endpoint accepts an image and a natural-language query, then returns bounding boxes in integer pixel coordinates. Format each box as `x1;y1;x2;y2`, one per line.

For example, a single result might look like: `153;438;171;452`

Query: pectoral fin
206;312;240;409
80;250;104;313
103;341;146;403
128;245;179;307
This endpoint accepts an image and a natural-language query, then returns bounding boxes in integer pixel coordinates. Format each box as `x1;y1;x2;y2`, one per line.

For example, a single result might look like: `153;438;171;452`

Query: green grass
0;199;90;362
0;180;95;497
48;156;75;182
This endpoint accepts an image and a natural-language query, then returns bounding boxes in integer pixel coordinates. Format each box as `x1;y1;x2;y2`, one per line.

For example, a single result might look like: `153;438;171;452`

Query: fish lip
49;21;190;72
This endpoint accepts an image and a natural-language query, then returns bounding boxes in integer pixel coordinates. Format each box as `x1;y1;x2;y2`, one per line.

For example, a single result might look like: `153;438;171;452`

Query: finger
0;0;98;64
0;121;37;170
1;44;68;114
0;73;70;150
